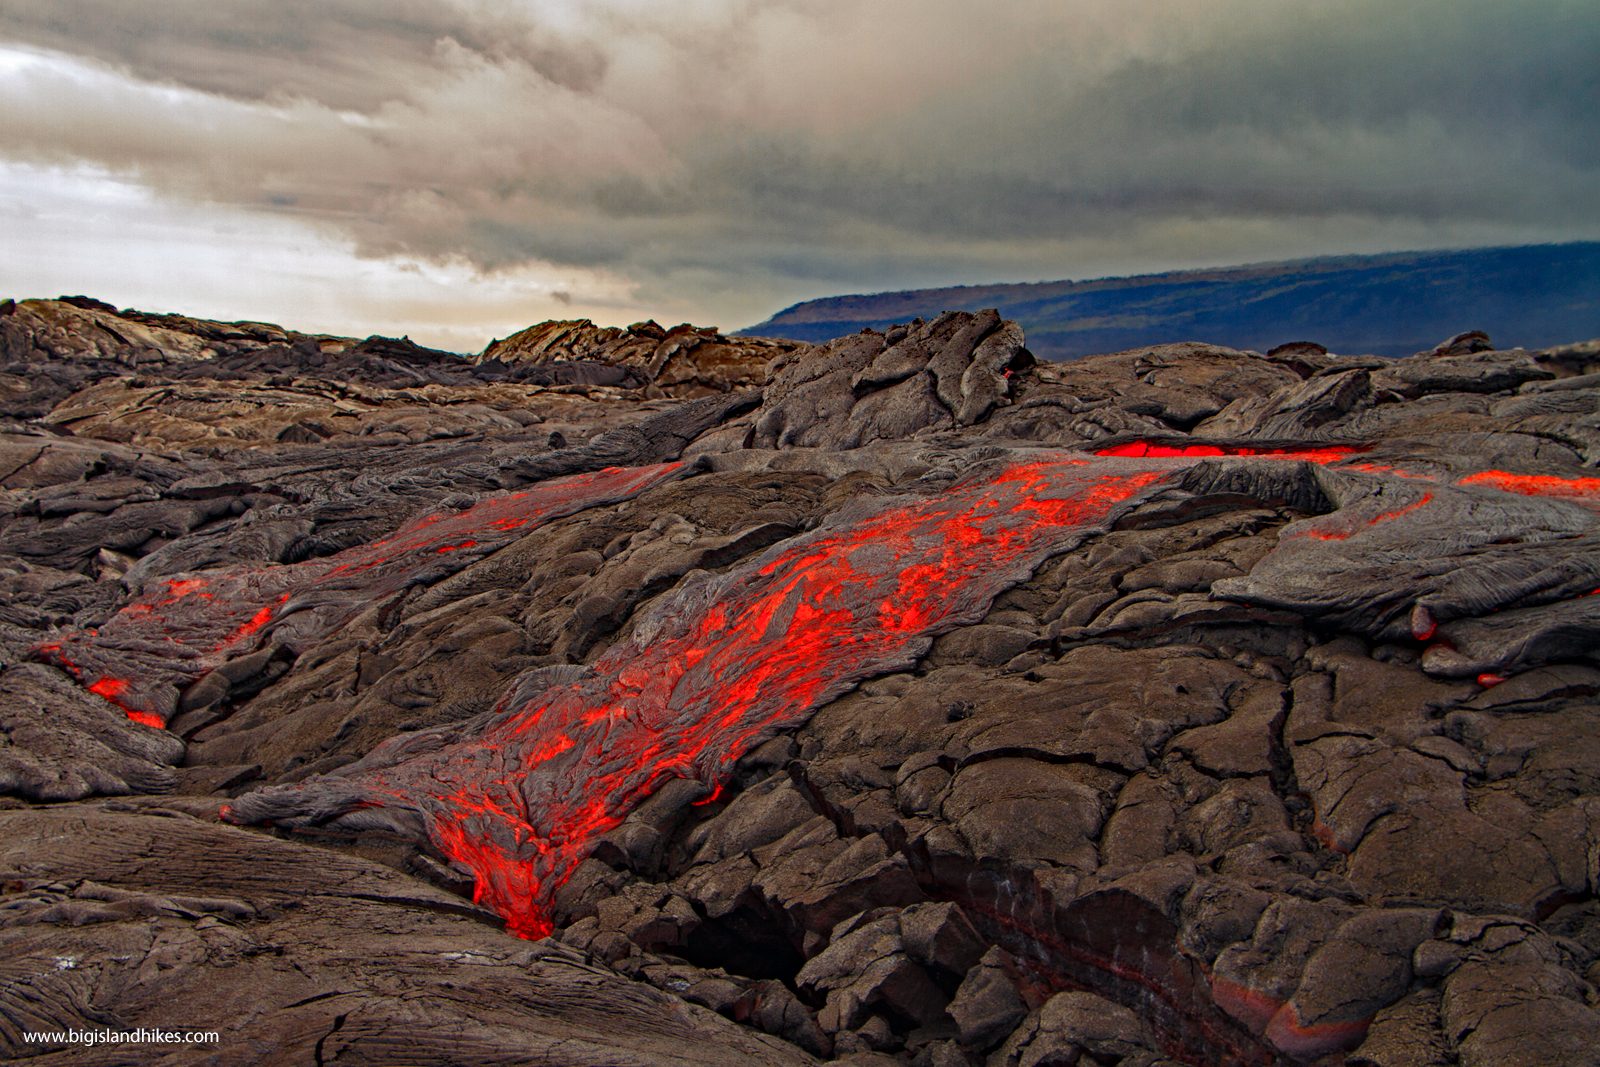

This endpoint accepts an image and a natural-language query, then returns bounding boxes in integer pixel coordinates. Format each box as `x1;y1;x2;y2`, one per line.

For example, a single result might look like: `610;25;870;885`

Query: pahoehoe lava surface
5;297;1600;1067
34;462;692;726
224;458;1176;938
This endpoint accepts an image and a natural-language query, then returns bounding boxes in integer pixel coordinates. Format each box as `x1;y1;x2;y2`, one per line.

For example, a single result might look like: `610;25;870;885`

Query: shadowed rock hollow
4;295;1600;1066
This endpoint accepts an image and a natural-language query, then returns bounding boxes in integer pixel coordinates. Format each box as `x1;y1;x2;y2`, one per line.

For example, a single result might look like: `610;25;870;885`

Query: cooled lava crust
5;300;1600;1066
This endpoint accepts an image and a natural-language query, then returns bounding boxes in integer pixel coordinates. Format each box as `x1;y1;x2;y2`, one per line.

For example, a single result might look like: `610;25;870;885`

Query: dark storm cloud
0;0;607;106
2;0;1596;325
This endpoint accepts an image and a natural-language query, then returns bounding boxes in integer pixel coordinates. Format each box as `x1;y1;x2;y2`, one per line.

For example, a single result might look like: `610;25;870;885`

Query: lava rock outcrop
4;296;1600;1067
479;317;805;398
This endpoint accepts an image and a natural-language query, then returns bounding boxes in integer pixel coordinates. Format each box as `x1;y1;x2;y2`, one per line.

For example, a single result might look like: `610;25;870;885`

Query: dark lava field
3;294;1600;1067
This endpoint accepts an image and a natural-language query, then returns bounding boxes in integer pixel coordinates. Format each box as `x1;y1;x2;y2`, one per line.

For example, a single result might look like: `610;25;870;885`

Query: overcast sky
2;0;1596;351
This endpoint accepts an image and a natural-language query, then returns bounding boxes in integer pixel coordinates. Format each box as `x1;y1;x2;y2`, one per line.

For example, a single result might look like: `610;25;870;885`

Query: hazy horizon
3;1;1596;351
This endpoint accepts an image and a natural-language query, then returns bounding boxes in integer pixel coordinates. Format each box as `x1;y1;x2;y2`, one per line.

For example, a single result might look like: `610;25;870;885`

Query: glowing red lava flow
231;460;1174;937
1456;470;1600;508
33;464;688;726
230;444;1479;940
1095;441;1367;462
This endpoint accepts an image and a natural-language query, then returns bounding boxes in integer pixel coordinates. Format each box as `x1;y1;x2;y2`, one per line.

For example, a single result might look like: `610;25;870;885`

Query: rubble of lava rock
4;294;1600;1067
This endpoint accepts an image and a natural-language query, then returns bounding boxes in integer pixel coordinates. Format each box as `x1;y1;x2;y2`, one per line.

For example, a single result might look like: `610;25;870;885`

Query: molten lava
34;463;689;724
46;439;1600;1065
234;459;1175;937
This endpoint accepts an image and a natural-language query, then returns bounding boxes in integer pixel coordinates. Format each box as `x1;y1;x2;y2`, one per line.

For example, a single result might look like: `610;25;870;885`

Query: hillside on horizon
741;242;1600;360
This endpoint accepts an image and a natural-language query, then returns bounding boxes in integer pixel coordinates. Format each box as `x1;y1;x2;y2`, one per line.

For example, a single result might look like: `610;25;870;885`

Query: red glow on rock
1458;470;1600;506
87;676;163;728
952;885;1275;1066
1099;442;1228;458
220;597;286;649
525;733;575;764
1095;441;1364;461
1210;975;1283;1034
1290;492;1432;541
1309;818;1351;855
1411;603;1437;641
88;677;129;700
1478;673;1508;688
36;463;690;725
1341;462;1440;480
164;578;210;599
1264;1002;1373;1059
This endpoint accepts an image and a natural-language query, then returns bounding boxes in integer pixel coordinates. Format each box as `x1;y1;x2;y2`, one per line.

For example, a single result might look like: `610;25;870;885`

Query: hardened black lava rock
4;295;1600;1067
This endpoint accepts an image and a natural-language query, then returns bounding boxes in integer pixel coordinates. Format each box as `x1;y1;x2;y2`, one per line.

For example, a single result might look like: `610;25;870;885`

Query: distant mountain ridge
740;242;1600;360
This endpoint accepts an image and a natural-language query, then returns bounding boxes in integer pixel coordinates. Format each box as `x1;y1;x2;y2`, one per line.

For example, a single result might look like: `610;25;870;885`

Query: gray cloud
0;0;608;106
1;0;1596;329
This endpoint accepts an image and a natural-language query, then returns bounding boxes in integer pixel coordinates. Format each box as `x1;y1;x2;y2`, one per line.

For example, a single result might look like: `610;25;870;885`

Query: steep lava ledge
4;299;1600;1067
